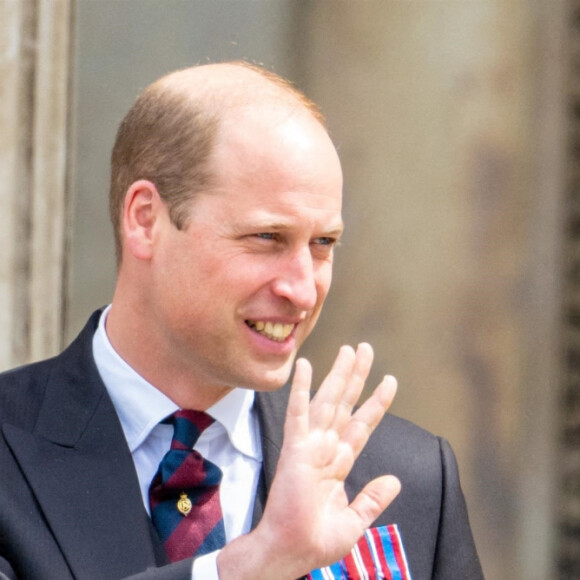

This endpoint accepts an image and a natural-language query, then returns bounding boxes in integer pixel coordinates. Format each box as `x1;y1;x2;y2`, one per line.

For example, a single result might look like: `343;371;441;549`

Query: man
0;62;483;579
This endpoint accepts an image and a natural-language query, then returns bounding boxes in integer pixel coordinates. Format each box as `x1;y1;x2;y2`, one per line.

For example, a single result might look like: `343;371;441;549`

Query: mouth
246;320;295;342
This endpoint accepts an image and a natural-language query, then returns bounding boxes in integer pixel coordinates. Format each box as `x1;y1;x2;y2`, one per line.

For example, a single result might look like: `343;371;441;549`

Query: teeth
248;321;294;342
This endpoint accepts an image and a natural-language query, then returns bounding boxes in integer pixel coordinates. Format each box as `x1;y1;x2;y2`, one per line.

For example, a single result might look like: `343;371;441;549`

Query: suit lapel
251;384;289;527
3;312;161;578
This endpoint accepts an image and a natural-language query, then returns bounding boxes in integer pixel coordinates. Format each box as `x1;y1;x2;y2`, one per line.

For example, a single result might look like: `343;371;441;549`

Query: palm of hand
258;345;400;577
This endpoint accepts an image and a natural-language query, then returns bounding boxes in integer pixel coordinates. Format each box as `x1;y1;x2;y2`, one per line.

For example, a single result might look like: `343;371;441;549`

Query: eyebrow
252;220;344;237
323;224;345;237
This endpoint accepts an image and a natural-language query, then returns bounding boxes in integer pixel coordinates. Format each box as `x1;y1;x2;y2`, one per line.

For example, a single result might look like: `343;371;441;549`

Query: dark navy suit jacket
0;311;483;579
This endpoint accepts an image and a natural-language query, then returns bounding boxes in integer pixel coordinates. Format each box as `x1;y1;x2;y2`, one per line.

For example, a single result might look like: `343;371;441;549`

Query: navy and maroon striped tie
149;410;226;561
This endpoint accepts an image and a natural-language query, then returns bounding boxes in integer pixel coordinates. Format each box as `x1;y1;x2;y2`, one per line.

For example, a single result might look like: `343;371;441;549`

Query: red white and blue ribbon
307;525;412;580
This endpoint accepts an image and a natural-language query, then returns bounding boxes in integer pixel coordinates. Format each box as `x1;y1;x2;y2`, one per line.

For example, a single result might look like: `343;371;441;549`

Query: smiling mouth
246;320;295;342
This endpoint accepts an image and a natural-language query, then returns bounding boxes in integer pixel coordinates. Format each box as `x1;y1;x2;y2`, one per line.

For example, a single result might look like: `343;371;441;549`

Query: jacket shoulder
355;412;444;482
0;310;102;429
0;358;58;428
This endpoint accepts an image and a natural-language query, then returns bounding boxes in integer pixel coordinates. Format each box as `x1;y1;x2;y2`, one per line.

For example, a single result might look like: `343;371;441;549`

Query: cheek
153;249;207;314
314;265;333;304
221;256;277;290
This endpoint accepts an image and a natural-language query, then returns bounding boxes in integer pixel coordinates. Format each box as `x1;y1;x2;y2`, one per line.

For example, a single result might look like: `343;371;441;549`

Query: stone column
558;0;580;576
0;0;72;368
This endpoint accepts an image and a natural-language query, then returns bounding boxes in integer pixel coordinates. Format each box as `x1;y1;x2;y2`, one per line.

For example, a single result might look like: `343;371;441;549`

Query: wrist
216;527;306;580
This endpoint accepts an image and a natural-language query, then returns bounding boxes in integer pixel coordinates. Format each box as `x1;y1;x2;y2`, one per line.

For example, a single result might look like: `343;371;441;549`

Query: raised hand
218;343;400;580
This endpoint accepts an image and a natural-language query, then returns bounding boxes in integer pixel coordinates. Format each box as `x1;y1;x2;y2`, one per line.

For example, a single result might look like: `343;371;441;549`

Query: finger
341;375;398;458
309;345;356;429
348;475;401;530
329;343;374;432
284;357;313;443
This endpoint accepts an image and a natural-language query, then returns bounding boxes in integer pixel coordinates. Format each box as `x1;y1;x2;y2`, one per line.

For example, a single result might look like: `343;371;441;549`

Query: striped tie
149;410;226;561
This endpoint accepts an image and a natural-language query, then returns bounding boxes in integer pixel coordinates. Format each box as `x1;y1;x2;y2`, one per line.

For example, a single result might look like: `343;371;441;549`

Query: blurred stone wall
0;0;71;367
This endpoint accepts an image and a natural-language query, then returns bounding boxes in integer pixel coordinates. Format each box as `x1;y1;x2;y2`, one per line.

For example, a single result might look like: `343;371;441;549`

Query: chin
249;364;293;392
249;375;290;393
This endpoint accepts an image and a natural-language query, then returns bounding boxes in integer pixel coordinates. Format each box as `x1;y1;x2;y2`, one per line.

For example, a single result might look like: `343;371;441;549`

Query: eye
254;232;281;242
312;237;337;247
310;237;339;261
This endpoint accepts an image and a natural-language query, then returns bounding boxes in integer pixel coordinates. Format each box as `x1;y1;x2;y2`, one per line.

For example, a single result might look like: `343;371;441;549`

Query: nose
271;247;318;311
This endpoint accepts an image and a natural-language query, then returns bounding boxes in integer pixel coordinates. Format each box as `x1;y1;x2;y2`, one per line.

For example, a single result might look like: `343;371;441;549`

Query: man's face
149;107;343;395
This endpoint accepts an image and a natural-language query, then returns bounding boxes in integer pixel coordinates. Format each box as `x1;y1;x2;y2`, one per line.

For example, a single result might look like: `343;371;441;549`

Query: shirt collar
92;306;261;461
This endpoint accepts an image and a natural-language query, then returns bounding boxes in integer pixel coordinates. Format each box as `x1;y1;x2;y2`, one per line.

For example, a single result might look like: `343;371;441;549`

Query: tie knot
166;410;214;450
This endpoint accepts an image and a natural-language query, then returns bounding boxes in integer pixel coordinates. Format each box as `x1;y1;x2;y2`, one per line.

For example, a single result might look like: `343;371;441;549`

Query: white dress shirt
92;306;263;580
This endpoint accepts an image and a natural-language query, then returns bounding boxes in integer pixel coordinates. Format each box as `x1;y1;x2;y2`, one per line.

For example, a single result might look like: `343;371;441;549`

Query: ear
121;179;166;261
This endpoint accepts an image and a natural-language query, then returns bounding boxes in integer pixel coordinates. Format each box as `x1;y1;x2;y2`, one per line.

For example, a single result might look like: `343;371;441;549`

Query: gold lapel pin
177;492;192;516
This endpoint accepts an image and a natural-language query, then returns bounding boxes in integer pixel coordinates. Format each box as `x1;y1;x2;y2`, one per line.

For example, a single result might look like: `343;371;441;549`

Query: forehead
188;106;343;232
212;106;342;195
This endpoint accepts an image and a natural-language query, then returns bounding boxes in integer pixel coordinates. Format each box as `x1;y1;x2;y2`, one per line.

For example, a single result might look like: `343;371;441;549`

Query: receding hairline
146;61;326;128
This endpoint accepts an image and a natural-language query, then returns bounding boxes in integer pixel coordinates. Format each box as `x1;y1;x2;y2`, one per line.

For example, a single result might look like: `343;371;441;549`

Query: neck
105;297;232;411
